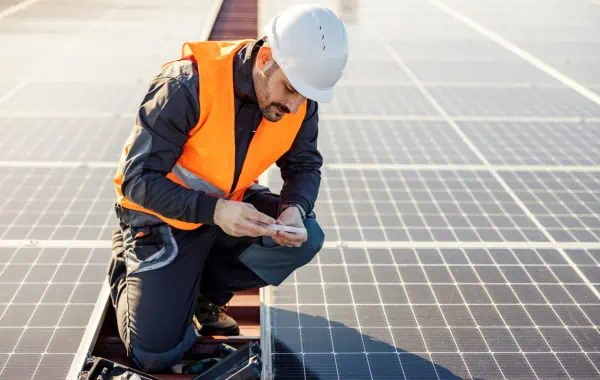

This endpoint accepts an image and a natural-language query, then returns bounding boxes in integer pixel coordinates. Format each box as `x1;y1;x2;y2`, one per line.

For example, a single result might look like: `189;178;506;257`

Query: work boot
194;294;240;336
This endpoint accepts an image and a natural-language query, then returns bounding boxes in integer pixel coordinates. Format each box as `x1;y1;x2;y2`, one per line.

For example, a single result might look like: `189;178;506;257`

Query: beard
261;103;287;122
254;66;289;122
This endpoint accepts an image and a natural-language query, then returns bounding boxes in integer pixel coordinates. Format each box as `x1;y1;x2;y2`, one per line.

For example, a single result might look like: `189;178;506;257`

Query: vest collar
233;39;263;104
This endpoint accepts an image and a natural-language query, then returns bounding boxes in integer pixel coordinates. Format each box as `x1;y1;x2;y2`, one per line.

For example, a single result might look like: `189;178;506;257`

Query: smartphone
265;224;307;235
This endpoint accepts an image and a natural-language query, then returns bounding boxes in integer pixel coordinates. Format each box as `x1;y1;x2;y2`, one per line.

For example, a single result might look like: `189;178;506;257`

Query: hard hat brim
281;65;335;103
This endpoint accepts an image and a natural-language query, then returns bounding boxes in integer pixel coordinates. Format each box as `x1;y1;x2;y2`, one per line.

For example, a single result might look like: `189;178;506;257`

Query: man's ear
256;45;274;73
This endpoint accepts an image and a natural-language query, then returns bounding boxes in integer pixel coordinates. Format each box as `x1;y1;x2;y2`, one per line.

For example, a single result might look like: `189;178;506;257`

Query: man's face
254;50;306;122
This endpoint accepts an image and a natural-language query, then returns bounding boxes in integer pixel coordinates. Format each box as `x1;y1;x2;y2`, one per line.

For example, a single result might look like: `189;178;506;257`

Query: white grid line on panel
30;244;97;378
320;159;370;380
1;167;64;244
1;113;599;124
264;350;598;355
0;325;87;331
337;81;575;89
320;117;481;168
504;172;600;243
326;164;600;172
380;34;600;306
485;249;593;377
301;158;339;378
429;249;509;378
0;1;130;109
425;0;600;107
323;241;600;250
0;112;131;118
0;161;116;168
442;169;520;242
321;114;600;123
269;304;600;310
516;249;600;374
1;276;106;285
442;247;544;377
399;224;476;378
458;123;600;167
4;240;600;250
3;161;600;173
313;254;343;380
261;169;310;380
0;241;111;249
0;245;72;377
274;304;600;310
276;281;598;286
336;139;411;379
1;168;80;240
294;270;308;380
66;281;111;380
0;303;96;306
49;167;110;241
338;134;440;379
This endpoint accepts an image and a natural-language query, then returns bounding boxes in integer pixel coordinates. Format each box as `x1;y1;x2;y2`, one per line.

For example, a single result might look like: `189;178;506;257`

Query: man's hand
273;206;307;248
214;199;277;238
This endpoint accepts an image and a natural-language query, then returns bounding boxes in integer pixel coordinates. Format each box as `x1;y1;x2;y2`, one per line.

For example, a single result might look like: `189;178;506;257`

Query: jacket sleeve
120;76;219;225
275;100;323;216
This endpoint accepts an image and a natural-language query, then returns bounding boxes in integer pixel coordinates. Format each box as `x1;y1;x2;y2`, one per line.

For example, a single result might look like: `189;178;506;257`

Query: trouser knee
239;216;325;286
128;323;199;373
293;217;325;267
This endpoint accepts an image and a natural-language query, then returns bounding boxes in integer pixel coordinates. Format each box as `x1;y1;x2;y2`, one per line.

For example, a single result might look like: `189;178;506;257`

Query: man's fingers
245;208;276;226
239;219;273;237
278;230;306;242
275;231;305;247
273;235;295;247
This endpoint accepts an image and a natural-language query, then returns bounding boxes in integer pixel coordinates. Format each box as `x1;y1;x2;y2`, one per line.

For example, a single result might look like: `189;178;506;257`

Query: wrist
279;202;306;220
214;198;226;224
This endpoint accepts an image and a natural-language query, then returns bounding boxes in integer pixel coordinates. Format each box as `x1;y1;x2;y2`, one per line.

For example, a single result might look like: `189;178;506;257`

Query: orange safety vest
113;40;307;230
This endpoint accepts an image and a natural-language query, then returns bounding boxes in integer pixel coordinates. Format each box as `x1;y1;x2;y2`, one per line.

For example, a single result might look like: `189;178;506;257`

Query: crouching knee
239;216;325;287
294;217;325;267
128;324;198;373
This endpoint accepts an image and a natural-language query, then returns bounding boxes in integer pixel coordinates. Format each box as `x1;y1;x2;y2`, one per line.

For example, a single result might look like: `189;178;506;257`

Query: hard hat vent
320;25;325;50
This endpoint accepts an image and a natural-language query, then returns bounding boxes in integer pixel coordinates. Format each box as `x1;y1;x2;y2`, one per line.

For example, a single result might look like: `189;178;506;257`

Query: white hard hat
263;4;349;103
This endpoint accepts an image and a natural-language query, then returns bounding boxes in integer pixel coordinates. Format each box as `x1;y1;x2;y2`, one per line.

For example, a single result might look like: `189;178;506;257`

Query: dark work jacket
119;40;323;227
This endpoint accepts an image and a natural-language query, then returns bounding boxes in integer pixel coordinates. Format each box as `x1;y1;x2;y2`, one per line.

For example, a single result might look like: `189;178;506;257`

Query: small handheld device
265;224;307;235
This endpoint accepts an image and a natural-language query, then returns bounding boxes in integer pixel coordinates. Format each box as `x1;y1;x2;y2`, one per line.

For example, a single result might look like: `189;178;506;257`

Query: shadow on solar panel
270;308;469;380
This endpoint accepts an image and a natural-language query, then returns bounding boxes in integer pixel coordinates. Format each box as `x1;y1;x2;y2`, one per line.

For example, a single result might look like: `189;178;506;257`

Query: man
107;4;348;373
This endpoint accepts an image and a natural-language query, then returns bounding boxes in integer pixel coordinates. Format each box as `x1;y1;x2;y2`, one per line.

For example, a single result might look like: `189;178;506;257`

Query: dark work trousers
107;190;324;373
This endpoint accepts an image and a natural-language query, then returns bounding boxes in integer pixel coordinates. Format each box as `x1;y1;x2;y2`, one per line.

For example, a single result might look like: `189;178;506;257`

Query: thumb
277;211;292;225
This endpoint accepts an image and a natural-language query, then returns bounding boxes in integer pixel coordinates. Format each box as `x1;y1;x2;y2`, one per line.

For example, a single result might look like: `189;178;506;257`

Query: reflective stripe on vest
113;40;308;230
171;164;225;197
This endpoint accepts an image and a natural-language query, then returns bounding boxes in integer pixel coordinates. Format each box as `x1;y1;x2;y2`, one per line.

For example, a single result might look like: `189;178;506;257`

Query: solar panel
271;168;549;243
319;120;481;165
260;0;600;379
0;167;116;241
407;61;558;83
427;87;600;117
459;122;600;166
0;246;109;379
0;83;146;116
502;171;600;242
0;117;133;162
320;86;439;116
0;0;222;378
267;248;600;379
